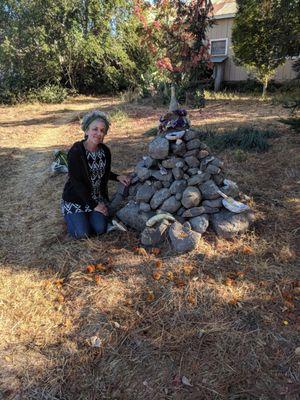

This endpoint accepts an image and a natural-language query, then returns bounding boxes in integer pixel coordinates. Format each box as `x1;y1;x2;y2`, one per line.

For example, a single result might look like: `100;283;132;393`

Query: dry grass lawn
0;95;299;400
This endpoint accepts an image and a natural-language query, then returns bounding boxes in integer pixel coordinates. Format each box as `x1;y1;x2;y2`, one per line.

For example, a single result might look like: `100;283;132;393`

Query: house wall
207;18;298;82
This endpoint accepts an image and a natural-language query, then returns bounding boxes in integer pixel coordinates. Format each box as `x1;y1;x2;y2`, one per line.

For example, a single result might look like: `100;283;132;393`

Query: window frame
209;38;228;56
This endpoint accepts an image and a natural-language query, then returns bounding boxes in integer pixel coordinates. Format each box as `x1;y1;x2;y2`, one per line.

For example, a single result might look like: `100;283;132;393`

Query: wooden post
214;63;224;92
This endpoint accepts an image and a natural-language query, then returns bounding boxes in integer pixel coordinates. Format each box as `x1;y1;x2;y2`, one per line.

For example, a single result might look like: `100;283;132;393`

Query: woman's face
85;119;107;145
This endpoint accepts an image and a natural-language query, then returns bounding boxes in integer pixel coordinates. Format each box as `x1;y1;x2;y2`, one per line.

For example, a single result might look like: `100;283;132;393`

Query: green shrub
109;108;129;123
205;126;275;152
28;85;68;104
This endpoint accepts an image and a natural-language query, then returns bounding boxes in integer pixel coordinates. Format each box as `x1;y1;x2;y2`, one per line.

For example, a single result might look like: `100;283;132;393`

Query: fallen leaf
187;294;196;305
95;263;106;272
94;275;101;285
57;294;64;303
182;376;193;387
283;320;289;325
54;278;64;287
90;336;102;348
107;256;113;265
151;248;161;256
236;271;245;278
155;260;163;269
166;271;174;281
86;264;95;273
283;300;294;310
135;247;148;257
183;264;193;276
242;245;254;254
152;271;161;280
4;356;11;362
228;298;238;306
295;347;300;356
225;277;235;287
125;298;133;306
175;278;185;288
146;291;155;302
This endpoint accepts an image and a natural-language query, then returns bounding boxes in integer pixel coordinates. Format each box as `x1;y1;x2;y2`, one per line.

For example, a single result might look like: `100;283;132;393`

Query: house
207;0;298;91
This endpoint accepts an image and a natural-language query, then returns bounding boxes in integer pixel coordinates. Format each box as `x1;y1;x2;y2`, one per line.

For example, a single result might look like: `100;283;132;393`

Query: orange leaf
166;271;174;281
236;271;245;278
125;298;133;306
135;247;148;257
151;248;161;256
146;291;155;302
187;294;196;305
175;278;185;288
57;294;65;303
94;275;101;285
95;263;106;272
152;271;161;280
155;260;163;269
242;245;254;254
225;278;235;286
228;298;238;306
54;278;64;287
86;264;95;273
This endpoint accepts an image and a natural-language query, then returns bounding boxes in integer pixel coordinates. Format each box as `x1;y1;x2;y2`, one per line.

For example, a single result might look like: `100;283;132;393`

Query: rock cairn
117;109;254;253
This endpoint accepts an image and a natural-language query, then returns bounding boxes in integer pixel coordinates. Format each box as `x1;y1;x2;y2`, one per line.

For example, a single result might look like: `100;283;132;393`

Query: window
210;39;228;56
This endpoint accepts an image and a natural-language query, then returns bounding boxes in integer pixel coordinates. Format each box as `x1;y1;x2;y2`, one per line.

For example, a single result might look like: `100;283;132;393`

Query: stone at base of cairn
117;123;254;253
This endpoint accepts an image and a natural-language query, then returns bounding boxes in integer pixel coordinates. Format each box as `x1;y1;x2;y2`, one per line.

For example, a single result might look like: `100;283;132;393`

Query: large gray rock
181;186;202;208
151;170;173;182
202;198;223;208
172;167;184;180
149;137;169;160
170;180;187;194
153;181;163;190
206;164;221;175
184;156;200;168
210;158;224;168
136;183;155;202
221;179;239;198
143;156;157;168
169;222;202;253
184;149;199;157
190;214;209;234
136;166;151;182
186;138;201;151
150;188;171;209
139;202;151;212
117;201;154;232
141;220;170;246
162;157;182;169
211;210;255;239
199;180;220;200
199;150;210;159
175;192;182;201
184;129;201;141
213;173;225;186
160;196;181;213
188;173;210;186
170;141;186;156
182;207;206;218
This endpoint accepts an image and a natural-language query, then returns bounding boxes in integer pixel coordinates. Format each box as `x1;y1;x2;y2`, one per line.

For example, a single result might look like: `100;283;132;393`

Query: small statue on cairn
117;87;254;253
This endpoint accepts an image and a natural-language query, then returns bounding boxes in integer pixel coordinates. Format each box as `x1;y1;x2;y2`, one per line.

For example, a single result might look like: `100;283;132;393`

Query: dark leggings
64;211;108;239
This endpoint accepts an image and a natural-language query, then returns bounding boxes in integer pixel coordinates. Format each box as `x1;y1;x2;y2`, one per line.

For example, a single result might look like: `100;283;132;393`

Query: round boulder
149;137;169;160
181;186;202;208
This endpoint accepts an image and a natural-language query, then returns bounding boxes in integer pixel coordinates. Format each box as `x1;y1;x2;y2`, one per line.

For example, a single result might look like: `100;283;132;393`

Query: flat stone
143;156;157;168
149;137;170;160
221;179;239;198
190;214;209;234
202;198;223;208
200;156;215;170
117;201;154;231
184;156;200;168
172;167;184;180
136;166;151;182
161;196;181;213
206;164;221;175
169;221;202;253
184;129;201;141
162;157;182;169
186;138;201;151
169;179;187;195
211;210;255;239
199;180;220;200
184;149;199;157
203;206;219;214
182;207;206;218
170;141;186;156
141;220;170;246
136;183;155;202
181;186;202;208
199;150;209;159
150;188;172;209
139;202;151;212
210;158;224;168
151;170;173;182
188;173;210;186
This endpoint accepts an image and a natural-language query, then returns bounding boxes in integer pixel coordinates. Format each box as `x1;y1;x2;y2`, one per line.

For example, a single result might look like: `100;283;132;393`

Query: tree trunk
262;78;268;97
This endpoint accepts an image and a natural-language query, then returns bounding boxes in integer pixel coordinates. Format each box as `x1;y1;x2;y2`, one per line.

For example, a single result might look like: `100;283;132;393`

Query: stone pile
117;119;254;253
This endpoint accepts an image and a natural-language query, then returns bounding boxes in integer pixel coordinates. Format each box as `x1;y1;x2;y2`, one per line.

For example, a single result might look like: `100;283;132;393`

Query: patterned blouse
62;148;107;215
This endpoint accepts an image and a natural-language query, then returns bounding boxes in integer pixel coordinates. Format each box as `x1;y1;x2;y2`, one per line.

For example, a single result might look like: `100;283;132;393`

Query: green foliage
205;126;275;152
27;85;68;104
109;108;129;123
232;0;300;95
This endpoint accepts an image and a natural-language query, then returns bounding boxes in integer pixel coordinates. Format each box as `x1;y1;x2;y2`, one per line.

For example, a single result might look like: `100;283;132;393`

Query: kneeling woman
61;110;130;239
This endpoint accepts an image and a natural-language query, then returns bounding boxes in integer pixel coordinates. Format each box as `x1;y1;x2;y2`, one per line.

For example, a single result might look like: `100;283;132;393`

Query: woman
62;110;130;238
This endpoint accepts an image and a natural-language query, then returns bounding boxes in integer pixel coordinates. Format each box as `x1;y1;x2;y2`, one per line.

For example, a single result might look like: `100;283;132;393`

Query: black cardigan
62;140;119;209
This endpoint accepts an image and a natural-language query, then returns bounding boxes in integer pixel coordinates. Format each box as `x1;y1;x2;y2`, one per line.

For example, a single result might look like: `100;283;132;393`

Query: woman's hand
117;175;131;186
94;202;108;216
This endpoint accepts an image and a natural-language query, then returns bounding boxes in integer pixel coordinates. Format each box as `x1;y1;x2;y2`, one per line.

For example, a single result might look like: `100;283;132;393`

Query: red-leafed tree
134;0;214;103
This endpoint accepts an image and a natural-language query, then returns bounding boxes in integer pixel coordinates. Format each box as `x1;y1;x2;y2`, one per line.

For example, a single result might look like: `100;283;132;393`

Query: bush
278;117;300;133
27;85;68;104
204;126;275;152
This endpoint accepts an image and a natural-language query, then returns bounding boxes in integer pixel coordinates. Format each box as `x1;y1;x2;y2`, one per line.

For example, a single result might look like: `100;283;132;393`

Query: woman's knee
64;213;90;239
90;211;108;235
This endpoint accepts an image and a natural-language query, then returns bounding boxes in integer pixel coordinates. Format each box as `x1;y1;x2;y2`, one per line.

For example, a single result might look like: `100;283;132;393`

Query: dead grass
0;95;299;399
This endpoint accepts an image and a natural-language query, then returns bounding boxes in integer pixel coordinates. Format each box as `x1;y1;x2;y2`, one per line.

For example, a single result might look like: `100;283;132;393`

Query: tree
134;0;214;103
232;0;300;96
